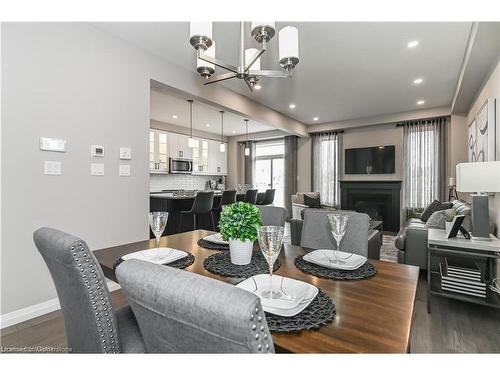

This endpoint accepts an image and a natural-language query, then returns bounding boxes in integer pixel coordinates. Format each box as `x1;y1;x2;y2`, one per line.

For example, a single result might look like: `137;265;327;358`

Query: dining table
94;229;419;353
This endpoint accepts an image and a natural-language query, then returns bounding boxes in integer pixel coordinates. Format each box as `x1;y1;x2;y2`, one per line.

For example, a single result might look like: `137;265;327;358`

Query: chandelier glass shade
187;100;199;148
189;21;299;92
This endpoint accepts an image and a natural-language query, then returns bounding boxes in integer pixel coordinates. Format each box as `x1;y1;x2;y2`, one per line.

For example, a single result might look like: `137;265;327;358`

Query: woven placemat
113;252;195;271
265;289;335;333
294;255;376;280
203;251;280;278
197;238;229;251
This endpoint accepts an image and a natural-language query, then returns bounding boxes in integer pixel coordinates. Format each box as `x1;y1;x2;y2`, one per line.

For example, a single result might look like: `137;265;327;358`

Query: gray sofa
395;199;495;270
290;208;382;260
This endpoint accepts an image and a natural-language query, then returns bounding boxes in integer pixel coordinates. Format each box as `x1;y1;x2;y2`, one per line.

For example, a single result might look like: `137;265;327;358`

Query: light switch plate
44;161;62;175
91;145;105;157
119;147;132;160
119;164;131;176
91;163;104;176
40;137;66;152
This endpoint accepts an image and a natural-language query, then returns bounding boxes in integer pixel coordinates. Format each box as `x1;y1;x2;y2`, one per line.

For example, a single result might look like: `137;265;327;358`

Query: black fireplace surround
340;181;401;233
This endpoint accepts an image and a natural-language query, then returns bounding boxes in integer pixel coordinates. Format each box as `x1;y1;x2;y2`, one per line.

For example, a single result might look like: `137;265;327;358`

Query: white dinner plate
303;249;366;270
203;233;228;245
122;247;188;265
236;274;318;317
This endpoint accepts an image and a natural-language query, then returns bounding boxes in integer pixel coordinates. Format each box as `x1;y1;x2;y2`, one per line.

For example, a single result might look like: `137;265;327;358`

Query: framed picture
468;98;496;162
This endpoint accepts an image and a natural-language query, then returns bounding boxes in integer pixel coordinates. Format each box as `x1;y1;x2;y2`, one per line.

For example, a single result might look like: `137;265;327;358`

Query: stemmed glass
148;212;169;261
327;214;349;265
258;226;284;299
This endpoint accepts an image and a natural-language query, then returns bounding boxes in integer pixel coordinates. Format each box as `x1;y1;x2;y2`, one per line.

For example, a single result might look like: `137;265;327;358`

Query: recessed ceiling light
205;123;210;127
417;100;425;105
413;78;423;84
232;130;236;134
254;84;262;90
407;40;419;48
172;115;178;119
289;103;296;109
313;117;319;121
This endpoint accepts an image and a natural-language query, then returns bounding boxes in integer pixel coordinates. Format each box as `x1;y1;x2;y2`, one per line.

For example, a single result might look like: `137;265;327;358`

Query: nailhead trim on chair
70;241;119;353
250;304;272;353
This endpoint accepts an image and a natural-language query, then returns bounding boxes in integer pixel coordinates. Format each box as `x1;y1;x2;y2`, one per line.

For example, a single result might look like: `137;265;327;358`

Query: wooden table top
94;230;419;353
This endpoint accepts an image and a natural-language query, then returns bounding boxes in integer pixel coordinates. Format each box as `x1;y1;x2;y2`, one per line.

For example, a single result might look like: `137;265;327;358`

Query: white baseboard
0;281;121;330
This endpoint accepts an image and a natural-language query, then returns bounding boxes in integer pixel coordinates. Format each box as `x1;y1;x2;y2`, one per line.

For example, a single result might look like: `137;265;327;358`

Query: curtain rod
395;115;449;127
308;130;344;136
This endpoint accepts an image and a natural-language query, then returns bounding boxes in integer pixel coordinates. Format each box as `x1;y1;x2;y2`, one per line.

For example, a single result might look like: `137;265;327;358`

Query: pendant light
219;111;226;153
244;119;250;156
187;100;198;148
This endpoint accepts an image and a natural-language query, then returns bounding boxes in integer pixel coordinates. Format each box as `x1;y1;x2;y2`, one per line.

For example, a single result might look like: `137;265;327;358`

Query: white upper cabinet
169;133;192;159
208;139;227;175
192;139;209;174
150;130;169;173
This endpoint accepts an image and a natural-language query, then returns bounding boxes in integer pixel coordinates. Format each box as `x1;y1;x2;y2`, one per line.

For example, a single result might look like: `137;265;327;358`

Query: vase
229;239;254;265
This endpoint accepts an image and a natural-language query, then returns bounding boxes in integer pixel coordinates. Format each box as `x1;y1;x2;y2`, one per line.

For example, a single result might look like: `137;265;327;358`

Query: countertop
149;191;224;200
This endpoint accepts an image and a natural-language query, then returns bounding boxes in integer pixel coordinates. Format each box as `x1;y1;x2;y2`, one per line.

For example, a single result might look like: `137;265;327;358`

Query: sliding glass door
254;139;285;207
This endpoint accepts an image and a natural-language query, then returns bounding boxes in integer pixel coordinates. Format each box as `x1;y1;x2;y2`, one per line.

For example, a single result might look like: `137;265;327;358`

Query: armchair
291;192;337;220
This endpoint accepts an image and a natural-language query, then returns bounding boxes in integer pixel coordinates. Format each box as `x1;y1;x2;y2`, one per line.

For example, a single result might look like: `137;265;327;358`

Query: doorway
254;139;285;207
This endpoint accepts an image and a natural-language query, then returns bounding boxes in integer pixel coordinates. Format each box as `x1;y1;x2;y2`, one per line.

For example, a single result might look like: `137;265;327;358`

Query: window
312;132;340;207
253;139;285;207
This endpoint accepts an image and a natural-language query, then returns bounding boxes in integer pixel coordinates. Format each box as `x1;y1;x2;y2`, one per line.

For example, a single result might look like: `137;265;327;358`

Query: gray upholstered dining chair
300;209;370;257
257;205;287;227
243;189;258;204
116;259;275;353
33;227;145;353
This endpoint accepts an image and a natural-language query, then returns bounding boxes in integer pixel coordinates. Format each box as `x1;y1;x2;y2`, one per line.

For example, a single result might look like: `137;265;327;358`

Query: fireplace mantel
340;181;401;233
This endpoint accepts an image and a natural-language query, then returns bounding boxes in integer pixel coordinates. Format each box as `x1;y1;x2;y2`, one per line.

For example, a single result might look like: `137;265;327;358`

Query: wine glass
148;212;169;261
327;214;349;265
258;226;284;299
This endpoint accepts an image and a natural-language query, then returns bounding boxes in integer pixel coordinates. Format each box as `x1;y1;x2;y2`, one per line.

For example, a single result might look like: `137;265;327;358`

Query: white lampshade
190;22;212;39
197;41;215;69
456;161;500;193
251;21;275;31
278;26;299;61
245;48;261;70
219;143;226;153
188;137;199;148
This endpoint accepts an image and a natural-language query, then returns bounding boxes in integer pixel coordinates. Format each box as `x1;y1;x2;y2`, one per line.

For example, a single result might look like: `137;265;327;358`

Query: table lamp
456;161;500;240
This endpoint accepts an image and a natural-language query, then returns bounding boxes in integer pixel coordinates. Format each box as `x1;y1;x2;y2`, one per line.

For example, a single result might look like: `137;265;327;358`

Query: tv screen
345;145;395;175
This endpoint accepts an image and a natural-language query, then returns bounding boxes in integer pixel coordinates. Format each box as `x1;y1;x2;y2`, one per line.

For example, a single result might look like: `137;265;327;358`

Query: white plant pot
445;221;453;233
229;239;254;265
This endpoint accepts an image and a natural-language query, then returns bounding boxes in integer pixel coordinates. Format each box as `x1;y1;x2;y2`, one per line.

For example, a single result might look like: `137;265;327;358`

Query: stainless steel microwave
169;158;193;174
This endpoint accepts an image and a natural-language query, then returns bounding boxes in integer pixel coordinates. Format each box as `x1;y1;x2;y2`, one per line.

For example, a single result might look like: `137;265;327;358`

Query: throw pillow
304;194;321;208
420;200;453;222
425;208;456;229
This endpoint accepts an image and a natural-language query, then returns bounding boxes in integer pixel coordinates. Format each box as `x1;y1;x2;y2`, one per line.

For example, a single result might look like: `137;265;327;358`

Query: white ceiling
95;22;473;124
150;89;275;136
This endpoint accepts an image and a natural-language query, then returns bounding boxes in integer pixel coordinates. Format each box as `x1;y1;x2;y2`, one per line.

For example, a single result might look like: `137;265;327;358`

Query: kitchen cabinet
208;139;227;175
192;139;210;175
169;133;192;159
150;130;169;173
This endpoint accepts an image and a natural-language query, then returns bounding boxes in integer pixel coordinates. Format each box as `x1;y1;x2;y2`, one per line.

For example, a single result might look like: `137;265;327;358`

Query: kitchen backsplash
150;173;221;192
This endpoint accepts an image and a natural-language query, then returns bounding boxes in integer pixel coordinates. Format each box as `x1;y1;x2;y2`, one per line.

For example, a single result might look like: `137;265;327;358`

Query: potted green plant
219;202;262;265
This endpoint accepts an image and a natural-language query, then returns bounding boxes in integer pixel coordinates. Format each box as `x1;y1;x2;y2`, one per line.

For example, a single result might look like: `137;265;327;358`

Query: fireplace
340;181;401;233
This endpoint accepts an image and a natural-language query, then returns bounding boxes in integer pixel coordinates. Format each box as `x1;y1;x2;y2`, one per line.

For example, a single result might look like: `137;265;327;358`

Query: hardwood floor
2;272;499;353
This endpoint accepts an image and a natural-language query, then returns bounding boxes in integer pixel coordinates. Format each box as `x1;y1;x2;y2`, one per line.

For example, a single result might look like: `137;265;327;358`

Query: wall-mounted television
345;145;395;175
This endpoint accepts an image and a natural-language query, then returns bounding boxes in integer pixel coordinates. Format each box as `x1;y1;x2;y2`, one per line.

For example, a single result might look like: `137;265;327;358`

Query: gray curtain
402;117;447;209
284;136;298;220
311;132;341;207
244;141;255;185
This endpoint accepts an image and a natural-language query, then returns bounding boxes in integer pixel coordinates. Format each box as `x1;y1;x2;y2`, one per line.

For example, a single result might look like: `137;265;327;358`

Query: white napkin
122;247;187;265
203;233;228;245
303;249;366;270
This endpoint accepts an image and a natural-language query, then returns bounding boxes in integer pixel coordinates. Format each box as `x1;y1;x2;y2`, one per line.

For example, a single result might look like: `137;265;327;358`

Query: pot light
407;40;419;48
172;115;178;119
232;130;236;134
206;123;210;127
413;78;423;84
289;103;296;109
417;100;425;105
313;117;319;121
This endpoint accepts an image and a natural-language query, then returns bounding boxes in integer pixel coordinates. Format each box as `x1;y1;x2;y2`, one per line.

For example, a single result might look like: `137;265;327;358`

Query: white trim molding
0;281;120;330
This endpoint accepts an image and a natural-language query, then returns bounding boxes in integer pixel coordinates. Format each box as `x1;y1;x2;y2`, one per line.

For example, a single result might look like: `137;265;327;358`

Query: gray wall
0;22;304;316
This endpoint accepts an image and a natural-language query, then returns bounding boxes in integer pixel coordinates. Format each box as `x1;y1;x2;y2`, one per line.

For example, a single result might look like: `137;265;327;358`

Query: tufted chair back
33;227;120;353
116;259;275;353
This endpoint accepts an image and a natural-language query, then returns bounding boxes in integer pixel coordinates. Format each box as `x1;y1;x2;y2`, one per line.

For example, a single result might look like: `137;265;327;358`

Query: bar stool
212;190;237;230
242;189;258;204
179;191;215;232
256;189;275;205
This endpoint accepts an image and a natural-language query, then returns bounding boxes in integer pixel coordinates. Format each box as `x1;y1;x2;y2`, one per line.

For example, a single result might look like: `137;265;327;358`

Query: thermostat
91;145;105;157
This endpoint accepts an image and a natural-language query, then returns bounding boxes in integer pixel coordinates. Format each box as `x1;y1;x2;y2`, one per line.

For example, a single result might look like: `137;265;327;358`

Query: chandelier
189;21;299;92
